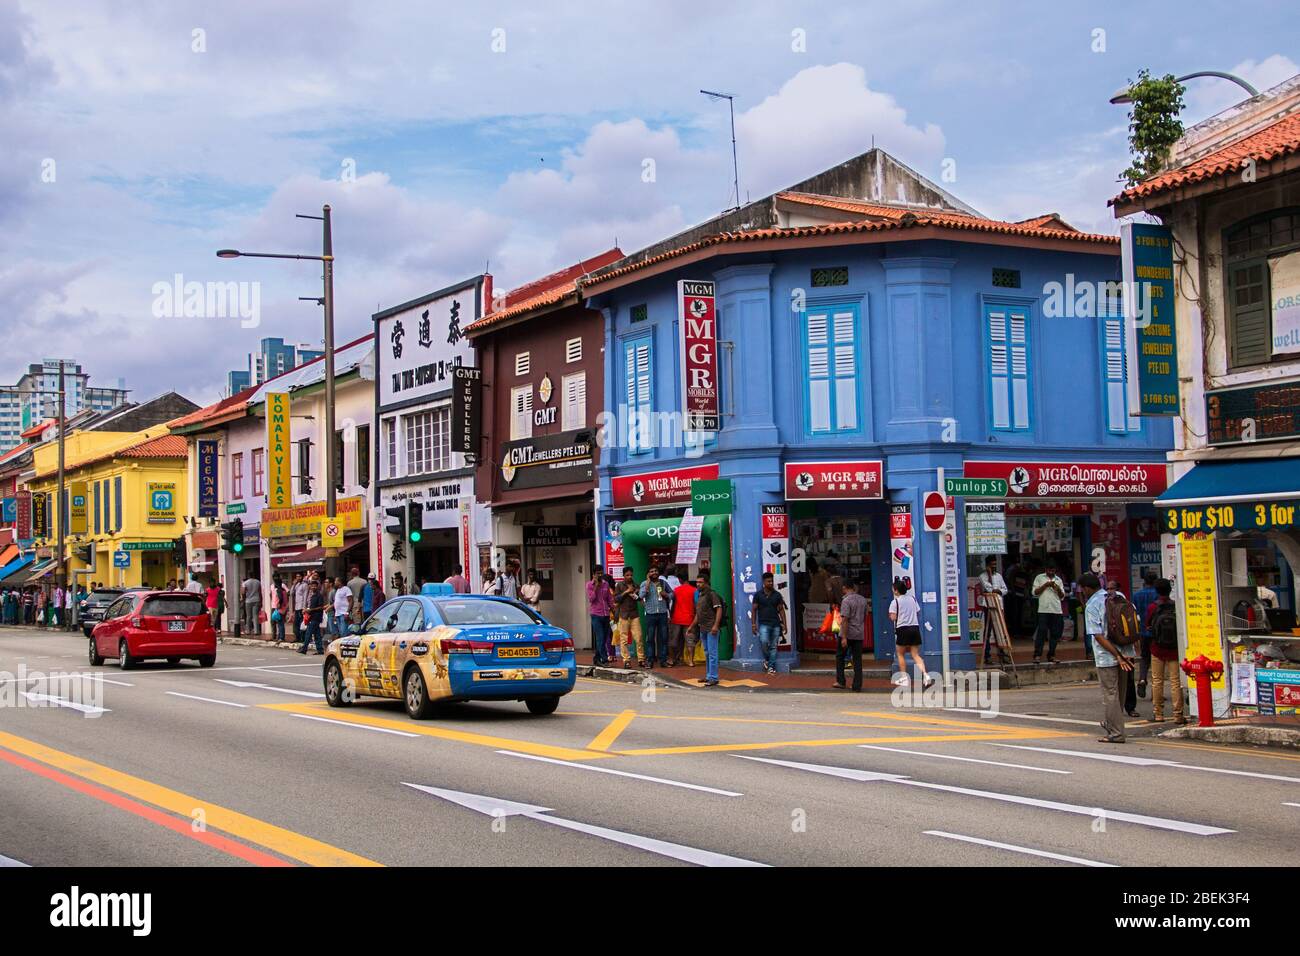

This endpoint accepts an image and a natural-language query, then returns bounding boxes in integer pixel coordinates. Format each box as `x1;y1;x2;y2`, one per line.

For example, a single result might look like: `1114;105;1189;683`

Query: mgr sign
678;280;719;432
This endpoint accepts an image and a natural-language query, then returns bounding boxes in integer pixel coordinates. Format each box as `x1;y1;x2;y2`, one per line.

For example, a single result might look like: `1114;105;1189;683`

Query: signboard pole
938;467;950;684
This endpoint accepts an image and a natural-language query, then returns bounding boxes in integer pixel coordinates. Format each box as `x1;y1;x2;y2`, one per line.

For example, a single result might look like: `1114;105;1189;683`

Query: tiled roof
466;248;624;333
40;433;189;477
20;420;51;440
776;192;930;220
0;443;31;467
1114;110;1300;205
167;385;258;432
583;211;1118;289
1015;213;1077;232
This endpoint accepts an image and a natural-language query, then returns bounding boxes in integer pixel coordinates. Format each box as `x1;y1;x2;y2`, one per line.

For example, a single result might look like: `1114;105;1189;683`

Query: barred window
405;407;451;475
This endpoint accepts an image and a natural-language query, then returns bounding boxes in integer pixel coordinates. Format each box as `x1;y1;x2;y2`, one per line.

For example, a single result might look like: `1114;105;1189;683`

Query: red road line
0;747;293;867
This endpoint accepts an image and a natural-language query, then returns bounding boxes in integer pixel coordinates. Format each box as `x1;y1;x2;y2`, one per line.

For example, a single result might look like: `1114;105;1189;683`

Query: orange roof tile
776;192;933;220
1114;110;1300;206
41;433;190;478
466;248;623;333
168;386;258;432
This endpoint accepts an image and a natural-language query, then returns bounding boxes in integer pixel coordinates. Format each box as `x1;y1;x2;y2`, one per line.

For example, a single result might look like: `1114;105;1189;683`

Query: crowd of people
0;582;87;627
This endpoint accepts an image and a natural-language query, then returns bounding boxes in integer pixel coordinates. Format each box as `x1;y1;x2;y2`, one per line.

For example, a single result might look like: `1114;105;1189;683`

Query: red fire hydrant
1180;655;1225;727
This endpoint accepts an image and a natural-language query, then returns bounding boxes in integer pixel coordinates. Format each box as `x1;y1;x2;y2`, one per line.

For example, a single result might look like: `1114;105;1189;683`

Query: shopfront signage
889;504;913;591
1206;380;1300;447
963;460;1167;499
523;525;578;548
760;504;792;649
611;463;719;510
69;481;88;534
16;491;31;540
261;495;365;539
1256;668;1300;717
783;461;883;500
197;439;219;517
499;429;594;491
382;479;468;530
31;492;46;538
690;479;733;516
0;497;14;524
452;366;483;457
678;279;720;432
146;482;177;524
1120;221;1179;415
1161;498;1300;533
945;477;1007;497
965;503;1007;555
940;499;962;641
1179;537;1225;690
266;392;291;508
377;280;479;409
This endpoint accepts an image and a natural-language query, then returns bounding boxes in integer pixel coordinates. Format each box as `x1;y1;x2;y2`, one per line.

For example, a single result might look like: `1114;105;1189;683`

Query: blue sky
2;0;1296;404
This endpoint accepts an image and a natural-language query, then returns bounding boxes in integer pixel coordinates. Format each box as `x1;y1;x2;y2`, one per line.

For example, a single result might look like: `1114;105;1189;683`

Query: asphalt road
1;626;1297;868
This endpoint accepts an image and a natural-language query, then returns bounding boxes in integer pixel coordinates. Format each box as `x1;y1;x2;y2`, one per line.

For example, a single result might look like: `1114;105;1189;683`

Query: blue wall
591;237;1173;673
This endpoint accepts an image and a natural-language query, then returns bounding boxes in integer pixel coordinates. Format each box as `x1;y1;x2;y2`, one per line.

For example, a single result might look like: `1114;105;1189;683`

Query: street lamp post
217;204;340;569
1109;70;1261;105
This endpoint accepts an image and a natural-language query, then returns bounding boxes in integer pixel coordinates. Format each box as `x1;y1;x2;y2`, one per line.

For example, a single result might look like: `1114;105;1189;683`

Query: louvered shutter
1103;316;1128;432
1229;261;1270;367
832;310;857;430
988;309;1011;429
807;311;831;432
94;481;101;534
563;373;586;430
114;478;122;532
626;338;652;452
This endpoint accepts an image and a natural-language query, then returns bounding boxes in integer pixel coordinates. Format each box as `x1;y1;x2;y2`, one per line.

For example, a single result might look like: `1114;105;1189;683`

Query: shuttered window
803;305;859;433
625;335;653;453
562;372;586;430
511;386;533;441
1228;260;1270;367
1101;314;1140;433
113;477;122;532
94;481;101;534
565;337;582;363
987;305;1031;431
515;352;530;376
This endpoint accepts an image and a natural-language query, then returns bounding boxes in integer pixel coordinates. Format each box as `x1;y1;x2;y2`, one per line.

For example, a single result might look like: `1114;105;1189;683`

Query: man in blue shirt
1080;572;1134;743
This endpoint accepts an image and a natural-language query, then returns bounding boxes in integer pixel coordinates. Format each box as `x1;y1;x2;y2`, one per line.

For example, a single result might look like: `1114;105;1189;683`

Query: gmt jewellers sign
376;276;485;409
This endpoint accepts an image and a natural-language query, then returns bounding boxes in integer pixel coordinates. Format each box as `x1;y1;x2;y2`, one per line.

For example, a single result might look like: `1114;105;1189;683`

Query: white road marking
164;692;248;709
495;750;743;796
0;853;30;867
404;783;767;867
0;673;132;687
85;676;134;687
20;692;109;716
858;745;1071;775
1285;802;1300;808
247;667;320;680
735;755;1233;836
291;713;418;737
213;679;324;699
945;708;1100;726
924;830;1116;867
994;744;1300;783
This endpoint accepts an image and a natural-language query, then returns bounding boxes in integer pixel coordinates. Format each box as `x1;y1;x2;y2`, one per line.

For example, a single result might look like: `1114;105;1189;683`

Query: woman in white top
890;580;933;689
520;569;542;612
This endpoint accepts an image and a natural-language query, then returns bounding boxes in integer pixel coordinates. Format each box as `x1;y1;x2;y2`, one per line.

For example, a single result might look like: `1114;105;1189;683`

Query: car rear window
88;591;123;604
141;596;206;617
435;600;541;626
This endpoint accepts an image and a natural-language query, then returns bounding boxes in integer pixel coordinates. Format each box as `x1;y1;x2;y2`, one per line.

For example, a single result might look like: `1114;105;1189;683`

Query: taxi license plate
497;646;540;658
167;621;188;632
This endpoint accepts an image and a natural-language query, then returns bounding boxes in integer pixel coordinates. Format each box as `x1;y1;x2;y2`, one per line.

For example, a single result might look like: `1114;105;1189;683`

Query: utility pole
56;360;67;626
322;205;337;556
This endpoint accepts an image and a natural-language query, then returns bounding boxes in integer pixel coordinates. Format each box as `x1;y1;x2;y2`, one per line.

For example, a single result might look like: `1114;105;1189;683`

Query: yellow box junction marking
0;729;380;867
587;709;638;751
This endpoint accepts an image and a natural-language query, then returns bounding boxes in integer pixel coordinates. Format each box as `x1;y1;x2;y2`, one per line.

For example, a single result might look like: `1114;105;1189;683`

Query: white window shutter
565;338;582;363
807;312;831;432
988;310;1010;429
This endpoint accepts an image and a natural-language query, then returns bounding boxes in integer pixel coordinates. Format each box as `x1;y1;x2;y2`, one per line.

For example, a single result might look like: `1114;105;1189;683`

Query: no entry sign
923;492;947;532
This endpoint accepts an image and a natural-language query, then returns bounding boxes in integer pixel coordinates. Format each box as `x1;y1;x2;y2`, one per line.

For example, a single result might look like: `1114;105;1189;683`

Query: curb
218;637;304;651
1159;724;1300;750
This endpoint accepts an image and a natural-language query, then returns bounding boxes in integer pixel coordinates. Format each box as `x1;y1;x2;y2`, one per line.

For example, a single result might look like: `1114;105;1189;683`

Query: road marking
1145;740;1300;764
923;831;1116;867
85;676;134;687
164;692;248;709
496;750;742;796
1285;802;1300;808
21;692;109;716
263;702;611;762
0;853;29;867
847;709;1080;735
587;709;637;751
0;746;291;867
735;755;1233;835
567;711;935;731
404;783;765;867
858;745;1072;774
214;679;324;699
0;728;381;866
944;708;1100;727
994;744;1300;783
619;732;1034;757
291;713;418;737
681;677;768;688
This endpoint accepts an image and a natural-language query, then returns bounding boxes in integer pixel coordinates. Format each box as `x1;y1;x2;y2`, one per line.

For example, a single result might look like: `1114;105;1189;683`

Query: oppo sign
646;525;680;539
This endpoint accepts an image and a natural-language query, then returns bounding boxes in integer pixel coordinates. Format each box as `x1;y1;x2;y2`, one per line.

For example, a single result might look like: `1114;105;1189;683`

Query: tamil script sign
1121;221;1179;415
197;439;219;518
963;461;1167;499
678;280;720;432
266;392;291;508
146;482;177;524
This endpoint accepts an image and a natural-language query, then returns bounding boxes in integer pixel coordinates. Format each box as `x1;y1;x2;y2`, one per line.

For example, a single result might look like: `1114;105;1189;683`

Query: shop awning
1157;458;1300;532
0;553;35;582
5;559;52;586
275;533;367;569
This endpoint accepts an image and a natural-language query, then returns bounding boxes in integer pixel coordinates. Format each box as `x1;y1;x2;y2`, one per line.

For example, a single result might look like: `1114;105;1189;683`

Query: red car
89;591;216;669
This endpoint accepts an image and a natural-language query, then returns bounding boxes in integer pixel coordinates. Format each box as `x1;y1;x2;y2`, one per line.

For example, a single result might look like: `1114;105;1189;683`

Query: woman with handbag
269;574;287;643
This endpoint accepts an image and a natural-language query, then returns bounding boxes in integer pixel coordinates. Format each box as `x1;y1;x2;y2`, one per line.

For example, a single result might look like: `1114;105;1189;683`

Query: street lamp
1109;70;1260;105
217;205;340;561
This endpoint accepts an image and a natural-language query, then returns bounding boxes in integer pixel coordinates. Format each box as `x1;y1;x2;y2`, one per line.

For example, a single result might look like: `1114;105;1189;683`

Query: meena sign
266;392;291;508
611;464;719;509
783;461;883;500
963;461;1167;499
197;439;219;518
678;280;720;432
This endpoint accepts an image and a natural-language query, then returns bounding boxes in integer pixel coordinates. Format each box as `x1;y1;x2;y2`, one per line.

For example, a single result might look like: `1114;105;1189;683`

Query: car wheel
404;666;432;720
166;657;181;665
525;696;560;716
324;659;350;707
118;640;136;671
197;655;215;668
88;640;104;666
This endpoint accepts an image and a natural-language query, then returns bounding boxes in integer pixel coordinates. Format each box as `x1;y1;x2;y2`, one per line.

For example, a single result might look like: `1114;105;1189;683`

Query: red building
466;249;621;642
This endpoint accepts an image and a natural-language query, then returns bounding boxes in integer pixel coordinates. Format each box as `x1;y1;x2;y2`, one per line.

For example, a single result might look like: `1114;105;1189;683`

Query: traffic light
74;544;93;565
221;518;245;553
172;537;187;567
384;505;406;541
407;501;423;543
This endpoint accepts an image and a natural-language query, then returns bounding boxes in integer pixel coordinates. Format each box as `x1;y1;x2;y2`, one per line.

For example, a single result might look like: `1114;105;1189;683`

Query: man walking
693;575;724;687
291;573;308;644
639;566;673;668
612;568;644;667
332;576;352;638
586;566;613;666
1031;564;1066;664
51;583;64;628
1079;572;1132;743
241;573;262;636
833;579;867;691
297;579;326;655
1146;578;1186;724
751;572;788;676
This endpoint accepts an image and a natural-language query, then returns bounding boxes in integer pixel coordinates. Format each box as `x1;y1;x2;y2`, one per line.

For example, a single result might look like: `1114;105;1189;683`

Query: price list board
965;504;1006;555
1179;537;1225;688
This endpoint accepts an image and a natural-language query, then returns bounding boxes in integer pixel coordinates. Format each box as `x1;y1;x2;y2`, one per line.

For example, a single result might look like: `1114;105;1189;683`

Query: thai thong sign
677;279;720;432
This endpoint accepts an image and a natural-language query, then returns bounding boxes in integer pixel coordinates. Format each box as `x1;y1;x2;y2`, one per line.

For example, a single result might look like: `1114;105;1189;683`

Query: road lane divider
495;750;742;796
858;745;1072;774
164;692;249;708
992;744;1300;783
586;709;637;751
923;830;1116;867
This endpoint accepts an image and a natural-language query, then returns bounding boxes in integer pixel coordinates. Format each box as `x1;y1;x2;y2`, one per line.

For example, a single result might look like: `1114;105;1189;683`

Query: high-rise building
0;359;130;453
225;337;323;395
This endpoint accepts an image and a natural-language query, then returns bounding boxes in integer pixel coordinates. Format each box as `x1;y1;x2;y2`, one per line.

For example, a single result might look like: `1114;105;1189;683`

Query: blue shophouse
583;149;1173;674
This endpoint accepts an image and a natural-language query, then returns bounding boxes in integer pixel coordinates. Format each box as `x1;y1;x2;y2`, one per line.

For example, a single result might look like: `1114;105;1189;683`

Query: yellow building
29;427;190;589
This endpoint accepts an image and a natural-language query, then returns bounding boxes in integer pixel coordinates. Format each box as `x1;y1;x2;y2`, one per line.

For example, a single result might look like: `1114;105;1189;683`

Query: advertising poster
69;481;88;534
1120;221;1179;413
1269;250;1300;356
1180;537;1225;689
889;504;913;592
761;504;792;651
1090;505;1130;591
197;439;219;518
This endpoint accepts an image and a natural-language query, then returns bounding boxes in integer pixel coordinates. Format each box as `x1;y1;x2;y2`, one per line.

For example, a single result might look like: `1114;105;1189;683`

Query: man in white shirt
332;577;352;638
1031;564;1066;664
52;585;64;627
978;556;1007;596
185;576;204;594
1081;572;1132;744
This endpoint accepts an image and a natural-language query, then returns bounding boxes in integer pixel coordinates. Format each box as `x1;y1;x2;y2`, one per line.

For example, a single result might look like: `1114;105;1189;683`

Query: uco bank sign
678;279;719;432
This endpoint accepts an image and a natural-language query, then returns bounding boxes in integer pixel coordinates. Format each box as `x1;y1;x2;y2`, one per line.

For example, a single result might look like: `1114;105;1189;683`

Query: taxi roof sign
421;583;454;596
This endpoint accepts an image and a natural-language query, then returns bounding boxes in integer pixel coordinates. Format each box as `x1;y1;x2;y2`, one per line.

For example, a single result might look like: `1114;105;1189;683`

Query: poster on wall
761;505;792;651
1090;505;1130;591
677;280;720;432
1269;250;1300;356
889;504;913;592
1128;513;1161;592
940;497;962;642
965;503;1006;555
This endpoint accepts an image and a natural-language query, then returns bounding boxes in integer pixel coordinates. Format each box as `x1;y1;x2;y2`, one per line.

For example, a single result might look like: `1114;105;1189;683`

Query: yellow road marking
0;729;379;867
1143;739;1300;763
564;711;936;731
587;709;638;752
616;732;1041;757
680;677;768;688
843;710;1077;736
264;702;613;762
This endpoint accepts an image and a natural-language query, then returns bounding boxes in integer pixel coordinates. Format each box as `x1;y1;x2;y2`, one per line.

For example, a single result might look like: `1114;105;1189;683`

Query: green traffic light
409;530;421;543
233;542;244;553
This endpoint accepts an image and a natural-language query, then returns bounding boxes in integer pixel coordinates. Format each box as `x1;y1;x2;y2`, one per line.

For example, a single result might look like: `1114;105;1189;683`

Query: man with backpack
1079;572;1135;743
1145;578;1185;724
